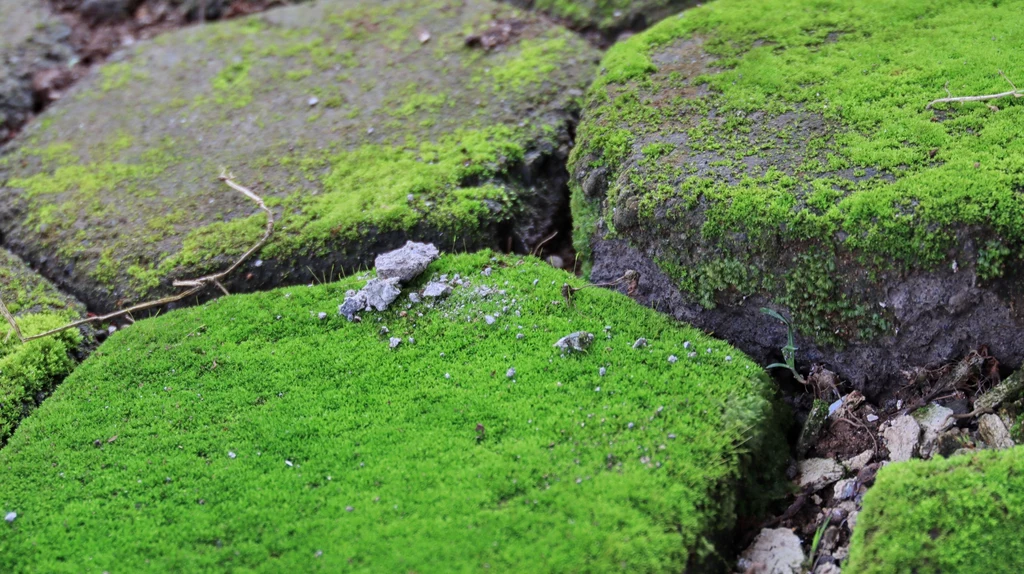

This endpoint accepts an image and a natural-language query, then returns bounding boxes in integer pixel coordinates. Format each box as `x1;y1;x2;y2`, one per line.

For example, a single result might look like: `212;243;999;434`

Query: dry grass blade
926;70;1022;109
0;171;273;343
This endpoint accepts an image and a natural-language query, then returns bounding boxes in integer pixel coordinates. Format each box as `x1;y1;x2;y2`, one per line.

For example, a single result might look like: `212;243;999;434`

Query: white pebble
667;355;678;363
4;512;15;523
228;451;236;459
485;315;496;325
389;337;402;349
506;367;515;378
317;312;327;320
599;367;606;376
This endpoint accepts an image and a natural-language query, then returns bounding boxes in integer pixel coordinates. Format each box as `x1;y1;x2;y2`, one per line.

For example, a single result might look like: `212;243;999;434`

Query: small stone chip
553;331;594;353
422;281;452;298
375;241;439;283
632;338;647;349
4;512;15;523
506;367;516;378
389;337;402;349
668;355;678;363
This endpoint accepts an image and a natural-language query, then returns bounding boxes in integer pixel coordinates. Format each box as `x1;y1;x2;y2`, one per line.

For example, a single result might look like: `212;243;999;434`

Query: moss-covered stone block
570;0;1024;395
0;251;785;571
846;447;1024;573
0;247;85;444
502;0;700;41
0;0;599;312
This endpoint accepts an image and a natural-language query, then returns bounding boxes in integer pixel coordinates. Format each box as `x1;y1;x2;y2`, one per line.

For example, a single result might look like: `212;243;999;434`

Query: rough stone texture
796;457;843;492
974;370;1024;414
0;247;83;317
553;330;594;353
978;414;1015;450
882;415;920;462
737;528;805;574
841;449;873;473
571;0;1024;398
421;281;452;298
362;278;402;311
375;241;439;283
0;0;599;312
501;0;700;43
0;0;76;142
913;403;954;459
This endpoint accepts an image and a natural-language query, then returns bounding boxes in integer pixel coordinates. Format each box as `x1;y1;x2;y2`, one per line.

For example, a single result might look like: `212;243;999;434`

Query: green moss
846;448;1024;573
486;36;569;92
2;0;598;306
168;127;524;270
0;252;784;571
211;60;254;109
0;313;82;444
571;0;1024;344
99;62;148;93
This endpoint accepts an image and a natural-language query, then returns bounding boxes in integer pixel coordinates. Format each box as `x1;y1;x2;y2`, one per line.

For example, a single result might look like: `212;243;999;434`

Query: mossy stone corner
0;252;785;571
0;0;600;312
0;247;85;445
846;447;1024;573
570;0;1024;396
501;0;700;42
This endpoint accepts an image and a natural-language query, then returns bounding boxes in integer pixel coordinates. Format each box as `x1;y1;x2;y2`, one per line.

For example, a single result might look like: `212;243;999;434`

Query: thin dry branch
562;269;640;308
0;172;273;343
926;70;1022;109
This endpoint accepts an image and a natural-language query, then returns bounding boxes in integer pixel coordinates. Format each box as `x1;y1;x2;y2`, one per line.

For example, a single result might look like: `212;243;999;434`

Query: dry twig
562;269;640;308
926;70;1022;109
0;171;273;343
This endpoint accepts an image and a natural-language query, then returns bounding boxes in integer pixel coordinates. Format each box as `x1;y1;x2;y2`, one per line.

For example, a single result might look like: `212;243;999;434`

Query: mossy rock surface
569;0;1024;396
0;247;85;445
0;251;784;572
0;0;599;312
501;0;699;42
0;0;75;141
846;447;1024;573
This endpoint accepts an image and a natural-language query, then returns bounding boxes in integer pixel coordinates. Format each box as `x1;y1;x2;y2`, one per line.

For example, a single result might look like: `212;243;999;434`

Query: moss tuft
0;252;783;571
846;448;1024;573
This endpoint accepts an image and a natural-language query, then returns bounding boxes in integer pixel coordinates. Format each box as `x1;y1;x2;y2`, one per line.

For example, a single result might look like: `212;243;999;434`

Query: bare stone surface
841;449;874;473
882;415;920;462
422;281;452;298
0;0;75;142
913;404;954;459
978;414;1015;450
553;331;594;354
796;458;844;492
737;528;805;574
375;241;439;284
